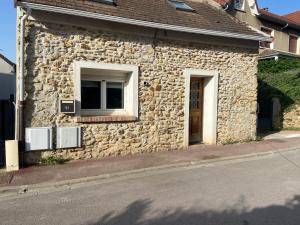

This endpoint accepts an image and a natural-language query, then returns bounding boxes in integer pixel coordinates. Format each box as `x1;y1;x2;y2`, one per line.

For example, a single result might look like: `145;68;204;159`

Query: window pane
106;82;124;109
81;80;101;109
173;2;193;11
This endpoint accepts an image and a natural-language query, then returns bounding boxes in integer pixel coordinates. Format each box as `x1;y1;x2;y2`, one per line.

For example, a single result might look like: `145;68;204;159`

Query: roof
283;11;300;24
258;9;300;26
0;53;16;68
214;0;300;29
258;9;300;30
15;0;267;41
215;0;232;7
258;49;300;60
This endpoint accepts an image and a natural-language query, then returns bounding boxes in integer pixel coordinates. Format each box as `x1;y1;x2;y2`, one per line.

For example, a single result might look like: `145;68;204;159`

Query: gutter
258;13;300;31
258;50;300;60
16;2;270;42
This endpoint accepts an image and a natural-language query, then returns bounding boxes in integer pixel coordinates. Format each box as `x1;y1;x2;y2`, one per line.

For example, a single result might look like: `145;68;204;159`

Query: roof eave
258;13;300;31
16;2;269;42
258;50;300;60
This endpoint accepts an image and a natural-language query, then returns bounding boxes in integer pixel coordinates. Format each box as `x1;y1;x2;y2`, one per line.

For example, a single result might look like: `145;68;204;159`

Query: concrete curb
0;146;299;200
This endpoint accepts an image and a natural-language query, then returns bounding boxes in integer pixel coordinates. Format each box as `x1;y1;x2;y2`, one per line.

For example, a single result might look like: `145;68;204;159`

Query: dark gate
0;100;15;168
257;98;273;131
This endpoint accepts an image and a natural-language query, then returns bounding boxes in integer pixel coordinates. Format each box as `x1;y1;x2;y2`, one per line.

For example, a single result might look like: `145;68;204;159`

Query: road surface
1;149;300;225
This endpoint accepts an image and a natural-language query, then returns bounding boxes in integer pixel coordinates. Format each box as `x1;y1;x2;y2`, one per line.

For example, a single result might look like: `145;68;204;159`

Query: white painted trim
247;0;259;15
74;61;139;118
17;2;270;42
184;69;219;147
234;0;246;11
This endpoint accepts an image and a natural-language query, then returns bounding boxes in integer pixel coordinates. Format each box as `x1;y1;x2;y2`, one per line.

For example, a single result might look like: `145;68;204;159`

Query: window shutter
289;36;298;53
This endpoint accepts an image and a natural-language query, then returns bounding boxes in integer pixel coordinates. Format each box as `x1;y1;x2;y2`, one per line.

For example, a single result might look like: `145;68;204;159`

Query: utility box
5;140;19;172
25;127;53;151
56;127;81;149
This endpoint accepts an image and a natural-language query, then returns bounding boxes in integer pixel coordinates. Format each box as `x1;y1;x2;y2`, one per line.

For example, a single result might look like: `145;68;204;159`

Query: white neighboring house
0;54;16;100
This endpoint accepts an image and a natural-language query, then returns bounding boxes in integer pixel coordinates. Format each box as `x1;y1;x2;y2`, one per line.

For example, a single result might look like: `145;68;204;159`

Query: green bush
258;59;300;112
39;156;67;165
258;59;300;74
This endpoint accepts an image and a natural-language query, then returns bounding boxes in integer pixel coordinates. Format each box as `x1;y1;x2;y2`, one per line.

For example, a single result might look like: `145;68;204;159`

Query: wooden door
189;78;204;144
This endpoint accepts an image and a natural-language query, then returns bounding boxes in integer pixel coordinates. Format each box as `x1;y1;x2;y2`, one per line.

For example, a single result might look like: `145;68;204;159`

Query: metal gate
0;100;15;168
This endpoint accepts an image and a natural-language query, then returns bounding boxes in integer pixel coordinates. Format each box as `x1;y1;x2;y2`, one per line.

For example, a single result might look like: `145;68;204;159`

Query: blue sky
1;0;300;63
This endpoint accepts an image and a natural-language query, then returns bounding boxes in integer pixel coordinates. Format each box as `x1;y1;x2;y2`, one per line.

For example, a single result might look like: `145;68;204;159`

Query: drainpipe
15;8;31;141
281;23;289;30
222;3;229;11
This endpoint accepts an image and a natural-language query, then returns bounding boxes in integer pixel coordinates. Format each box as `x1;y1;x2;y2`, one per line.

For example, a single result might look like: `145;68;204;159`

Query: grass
256;135;264;142
39;156;67;166
281;127;300;131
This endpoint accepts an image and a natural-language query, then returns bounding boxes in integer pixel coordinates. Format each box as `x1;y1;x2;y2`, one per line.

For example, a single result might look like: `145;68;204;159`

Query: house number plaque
60;99;75;114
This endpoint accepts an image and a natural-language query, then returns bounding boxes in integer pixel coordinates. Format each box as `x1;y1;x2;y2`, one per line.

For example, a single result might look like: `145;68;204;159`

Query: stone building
14;0;267;163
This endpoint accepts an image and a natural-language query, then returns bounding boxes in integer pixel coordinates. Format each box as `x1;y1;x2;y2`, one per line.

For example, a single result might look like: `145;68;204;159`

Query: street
1;149;300;225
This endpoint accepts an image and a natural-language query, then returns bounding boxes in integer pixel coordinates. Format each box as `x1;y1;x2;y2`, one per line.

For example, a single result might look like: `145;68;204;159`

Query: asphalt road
1;149;300;225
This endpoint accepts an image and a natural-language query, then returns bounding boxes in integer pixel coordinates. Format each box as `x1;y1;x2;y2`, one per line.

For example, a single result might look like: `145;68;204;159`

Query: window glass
81;80;101;109
234;0;244;10
106;82;124;109
170;1;194;11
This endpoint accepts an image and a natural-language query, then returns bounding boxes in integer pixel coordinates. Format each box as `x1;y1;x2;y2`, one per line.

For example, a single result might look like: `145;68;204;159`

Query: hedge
258;59;300;112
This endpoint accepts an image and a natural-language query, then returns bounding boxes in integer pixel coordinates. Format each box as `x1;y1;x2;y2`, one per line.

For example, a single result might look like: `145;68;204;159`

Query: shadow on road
88;195;300;225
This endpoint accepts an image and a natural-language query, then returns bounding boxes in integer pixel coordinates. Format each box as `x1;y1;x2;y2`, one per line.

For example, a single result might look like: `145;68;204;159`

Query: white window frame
289;34;300;54
260;26;275;49
234;0;245;11
81;78;126;114
75;62;139;117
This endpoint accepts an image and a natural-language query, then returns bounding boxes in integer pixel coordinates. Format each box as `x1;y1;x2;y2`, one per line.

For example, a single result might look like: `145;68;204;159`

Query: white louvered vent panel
57;127;81;149
25;127;53;151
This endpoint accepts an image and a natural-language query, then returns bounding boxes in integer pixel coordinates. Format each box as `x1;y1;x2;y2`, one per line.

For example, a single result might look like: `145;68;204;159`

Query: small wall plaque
60;99;75;114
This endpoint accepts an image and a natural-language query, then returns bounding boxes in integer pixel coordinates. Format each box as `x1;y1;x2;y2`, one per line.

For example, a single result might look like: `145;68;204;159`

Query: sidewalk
1;137;300;188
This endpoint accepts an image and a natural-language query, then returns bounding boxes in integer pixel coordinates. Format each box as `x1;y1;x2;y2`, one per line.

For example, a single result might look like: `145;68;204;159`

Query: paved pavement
262;130;300;140
1;148;300;225
1;137;300;187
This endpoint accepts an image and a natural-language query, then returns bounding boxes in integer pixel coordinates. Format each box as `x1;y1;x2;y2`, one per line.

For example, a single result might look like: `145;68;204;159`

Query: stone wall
21;17;258;163
283;105;300;129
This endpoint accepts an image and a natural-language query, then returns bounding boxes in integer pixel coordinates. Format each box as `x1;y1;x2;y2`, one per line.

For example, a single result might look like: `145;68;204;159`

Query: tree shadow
257;79;294;131
87;195;300;225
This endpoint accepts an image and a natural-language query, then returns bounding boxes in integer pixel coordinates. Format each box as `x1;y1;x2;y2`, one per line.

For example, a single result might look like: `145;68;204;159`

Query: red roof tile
283;11;300;24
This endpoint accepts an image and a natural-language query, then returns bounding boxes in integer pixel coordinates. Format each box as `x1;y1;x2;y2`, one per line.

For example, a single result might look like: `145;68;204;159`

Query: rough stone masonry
19;15;258;164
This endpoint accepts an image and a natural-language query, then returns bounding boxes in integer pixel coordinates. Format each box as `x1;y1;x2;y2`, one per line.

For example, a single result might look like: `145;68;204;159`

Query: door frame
183;69;219;147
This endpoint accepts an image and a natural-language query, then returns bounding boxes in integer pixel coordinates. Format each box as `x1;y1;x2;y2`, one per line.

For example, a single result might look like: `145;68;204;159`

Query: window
260;27;274;49
169;0;194;12
75;62;139;117
81;80;124;110
234;0;245;11
89;0;116;6
289;35;298;54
